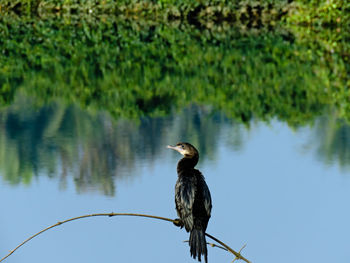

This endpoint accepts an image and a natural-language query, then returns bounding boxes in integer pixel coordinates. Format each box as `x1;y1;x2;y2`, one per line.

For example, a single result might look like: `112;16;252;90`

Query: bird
167;142;212;263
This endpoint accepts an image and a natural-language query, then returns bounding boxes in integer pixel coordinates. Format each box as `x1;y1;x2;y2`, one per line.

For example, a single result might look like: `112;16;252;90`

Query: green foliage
287;0;350;27
1;0;349;28
0;0;291;24
1;16;348;125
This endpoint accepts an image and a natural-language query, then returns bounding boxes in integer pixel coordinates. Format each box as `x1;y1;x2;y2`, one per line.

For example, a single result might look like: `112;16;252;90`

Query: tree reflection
314;112;350;170
0;96;244;195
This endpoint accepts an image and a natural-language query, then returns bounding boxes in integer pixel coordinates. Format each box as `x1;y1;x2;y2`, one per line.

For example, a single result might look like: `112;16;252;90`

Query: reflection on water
0;96;245;195
0;15;349;196
1;95;350;194
0;9;349;263
313;112;350;170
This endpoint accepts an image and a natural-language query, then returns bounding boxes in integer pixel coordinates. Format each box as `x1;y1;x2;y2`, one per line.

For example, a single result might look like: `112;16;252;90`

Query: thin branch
0;212;250;263
205;233;251;263
208;242;229;251
232;244;247;263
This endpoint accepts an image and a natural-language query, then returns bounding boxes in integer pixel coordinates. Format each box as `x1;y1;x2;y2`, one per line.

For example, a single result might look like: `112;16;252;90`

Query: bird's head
167;142;199;158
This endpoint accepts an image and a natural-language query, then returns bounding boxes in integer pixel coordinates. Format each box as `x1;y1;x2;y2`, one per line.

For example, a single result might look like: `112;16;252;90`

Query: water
1;100;350;263
0;13;349;263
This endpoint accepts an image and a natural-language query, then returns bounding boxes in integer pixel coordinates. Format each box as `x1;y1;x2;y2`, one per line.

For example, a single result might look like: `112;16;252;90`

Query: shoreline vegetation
0;0;348;27
0;0;349;124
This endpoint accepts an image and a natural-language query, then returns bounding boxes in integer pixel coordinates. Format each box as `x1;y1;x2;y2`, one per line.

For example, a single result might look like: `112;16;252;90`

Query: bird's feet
173;218;184;228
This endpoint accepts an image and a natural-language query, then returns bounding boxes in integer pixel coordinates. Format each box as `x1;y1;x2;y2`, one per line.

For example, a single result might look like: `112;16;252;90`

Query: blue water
1;111;350;263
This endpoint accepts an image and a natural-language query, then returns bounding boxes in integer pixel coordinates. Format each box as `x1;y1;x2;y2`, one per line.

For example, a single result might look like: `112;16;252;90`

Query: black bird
167;142;212;263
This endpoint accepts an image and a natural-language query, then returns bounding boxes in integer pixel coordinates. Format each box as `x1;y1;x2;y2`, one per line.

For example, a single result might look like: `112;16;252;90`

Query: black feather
171;142;212;263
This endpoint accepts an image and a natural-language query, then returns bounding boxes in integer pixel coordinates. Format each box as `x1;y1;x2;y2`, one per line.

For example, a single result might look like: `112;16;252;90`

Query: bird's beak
167;145;177;150
167;145;184;155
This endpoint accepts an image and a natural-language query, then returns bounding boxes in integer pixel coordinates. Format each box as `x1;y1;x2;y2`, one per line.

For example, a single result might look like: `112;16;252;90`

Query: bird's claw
173;218;184;228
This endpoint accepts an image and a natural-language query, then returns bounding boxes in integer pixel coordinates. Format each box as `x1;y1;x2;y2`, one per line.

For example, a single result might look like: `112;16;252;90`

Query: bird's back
175;168;212;232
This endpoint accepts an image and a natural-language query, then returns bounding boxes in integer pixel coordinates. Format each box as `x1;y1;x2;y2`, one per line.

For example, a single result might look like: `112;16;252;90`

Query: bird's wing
201;180;212;218
194;170;212;218
175;176;197;231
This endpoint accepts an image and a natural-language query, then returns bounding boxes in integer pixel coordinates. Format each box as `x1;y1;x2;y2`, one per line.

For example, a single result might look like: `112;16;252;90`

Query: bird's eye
181;145;185;149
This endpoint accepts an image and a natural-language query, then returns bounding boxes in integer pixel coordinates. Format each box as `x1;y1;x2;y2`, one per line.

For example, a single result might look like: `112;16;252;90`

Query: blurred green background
0;0;349;190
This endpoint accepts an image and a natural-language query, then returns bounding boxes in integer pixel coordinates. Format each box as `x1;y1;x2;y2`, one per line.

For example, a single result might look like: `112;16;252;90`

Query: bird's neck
177;156;198;173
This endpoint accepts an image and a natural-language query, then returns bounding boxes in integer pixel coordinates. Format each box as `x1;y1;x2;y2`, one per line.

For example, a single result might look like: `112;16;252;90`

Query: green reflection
314;112;350;170
0;96;243;194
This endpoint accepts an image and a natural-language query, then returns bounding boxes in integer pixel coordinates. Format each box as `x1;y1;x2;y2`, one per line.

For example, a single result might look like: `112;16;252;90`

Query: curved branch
0;212;250;263
205;233;250;263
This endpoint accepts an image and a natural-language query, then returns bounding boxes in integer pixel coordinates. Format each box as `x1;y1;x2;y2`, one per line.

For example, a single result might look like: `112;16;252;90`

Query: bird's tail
189;228;208;263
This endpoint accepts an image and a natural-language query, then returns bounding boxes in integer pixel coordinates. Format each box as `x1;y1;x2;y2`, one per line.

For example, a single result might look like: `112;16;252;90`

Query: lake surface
1;99;350;263
1;15;350;263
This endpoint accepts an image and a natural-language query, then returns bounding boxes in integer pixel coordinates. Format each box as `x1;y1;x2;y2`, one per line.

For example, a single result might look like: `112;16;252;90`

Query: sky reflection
1;101;350;263
1;117;350;263
1;99;350;193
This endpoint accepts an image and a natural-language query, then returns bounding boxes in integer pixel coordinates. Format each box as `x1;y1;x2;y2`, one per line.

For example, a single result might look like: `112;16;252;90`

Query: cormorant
167;142;212;263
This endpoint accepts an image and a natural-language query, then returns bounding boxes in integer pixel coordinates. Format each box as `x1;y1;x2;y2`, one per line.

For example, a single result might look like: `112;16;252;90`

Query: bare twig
205;233;251;263
232;244;247;263
208;242;229;251
0;212;250;263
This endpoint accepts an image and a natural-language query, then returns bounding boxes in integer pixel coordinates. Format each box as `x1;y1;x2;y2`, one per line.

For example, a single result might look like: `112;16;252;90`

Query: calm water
1;99;350;263
1;14;349;263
